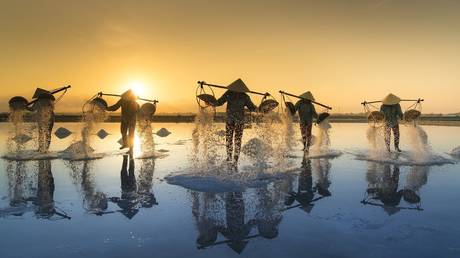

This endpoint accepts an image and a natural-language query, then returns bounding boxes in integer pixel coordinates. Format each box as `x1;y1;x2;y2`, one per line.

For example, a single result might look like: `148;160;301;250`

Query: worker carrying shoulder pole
380;93;403;152
215;79;257;167
294;91;318;154
27;90;56;152
107;90;139;150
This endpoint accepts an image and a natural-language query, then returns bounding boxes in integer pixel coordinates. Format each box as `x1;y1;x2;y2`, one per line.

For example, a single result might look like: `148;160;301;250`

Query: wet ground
0;122;459;258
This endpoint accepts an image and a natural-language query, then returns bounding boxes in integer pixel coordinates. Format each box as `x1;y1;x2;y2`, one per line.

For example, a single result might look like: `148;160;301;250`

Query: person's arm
311;104;318;119
294;100;301;113
107;99;122;111
245;95;257;112
397;104;403;120
215;91;229;106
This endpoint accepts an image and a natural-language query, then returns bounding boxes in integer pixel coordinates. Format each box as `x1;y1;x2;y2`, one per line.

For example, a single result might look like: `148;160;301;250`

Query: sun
127;80;146;97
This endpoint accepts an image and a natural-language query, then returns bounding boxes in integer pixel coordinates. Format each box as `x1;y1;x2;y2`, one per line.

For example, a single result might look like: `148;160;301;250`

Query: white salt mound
64;141;95;154
96;129;109;139
12;134;32;144
54;127;72;139
242;138;273;159
156;128;171;137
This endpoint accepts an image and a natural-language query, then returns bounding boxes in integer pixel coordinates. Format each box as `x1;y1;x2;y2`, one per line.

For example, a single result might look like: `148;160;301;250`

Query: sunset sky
1;0;459;113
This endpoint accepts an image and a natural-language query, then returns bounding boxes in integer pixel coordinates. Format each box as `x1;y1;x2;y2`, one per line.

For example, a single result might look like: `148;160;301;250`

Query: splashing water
7;109;31;152
67;104;108;158
190;108;222;170
406;125;432;161
366;125;387;157
312;120;331;152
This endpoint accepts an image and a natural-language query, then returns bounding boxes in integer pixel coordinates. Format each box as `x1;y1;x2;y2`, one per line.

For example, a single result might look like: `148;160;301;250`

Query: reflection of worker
295;92;318;154
380;94;403;152
28;93;55;152
220;192;254;254
107;90;139;150
285;160;316;213
216;79;257;166
366;163;403;215
110;155;139;219
35;160;55;218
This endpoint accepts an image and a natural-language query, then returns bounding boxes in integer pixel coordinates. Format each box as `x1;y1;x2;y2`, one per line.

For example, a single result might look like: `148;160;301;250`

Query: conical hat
299;91;315;101
227;79;250;93
382;93;401;105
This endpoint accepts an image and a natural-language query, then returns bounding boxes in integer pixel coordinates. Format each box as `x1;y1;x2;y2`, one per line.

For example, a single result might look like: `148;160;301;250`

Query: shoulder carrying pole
27;85;71;106
279;90;332;110
98;92;159;104
197;81;270;97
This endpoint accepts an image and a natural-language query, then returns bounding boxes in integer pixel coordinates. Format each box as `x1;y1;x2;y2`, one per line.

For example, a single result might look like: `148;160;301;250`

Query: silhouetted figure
220;192;254;253
28;93;55;152
365;163;403;215
110;155;139;219
285;161;316;213
34;160;55;218
380;93;403;152
295;91;318;154
216;79;257;166
107;90;139;150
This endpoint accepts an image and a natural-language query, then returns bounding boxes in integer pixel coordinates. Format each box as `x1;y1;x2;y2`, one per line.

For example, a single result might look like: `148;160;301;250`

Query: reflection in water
66;160;108;215
362;162;423;215
110;155;158;219
284;160;331;213
1;160;70;219
191;177;297;253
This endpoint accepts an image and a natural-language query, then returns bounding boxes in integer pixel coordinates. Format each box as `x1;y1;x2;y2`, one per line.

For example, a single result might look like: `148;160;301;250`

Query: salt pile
96;129;109;139
63;141;95;154
54;127;72;139
155;128;171;137
242;138;273;160
12;134;32;144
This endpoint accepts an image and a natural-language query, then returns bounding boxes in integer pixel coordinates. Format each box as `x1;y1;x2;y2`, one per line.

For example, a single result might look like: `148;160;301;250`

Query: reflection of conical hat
382;93;401;105
299;91;315;101
227;79;250;93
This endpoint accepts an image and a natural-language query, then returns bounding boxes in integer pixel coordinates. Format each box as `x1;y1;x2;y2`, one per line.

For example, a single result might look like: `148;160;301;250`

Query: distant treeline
1;112;460;125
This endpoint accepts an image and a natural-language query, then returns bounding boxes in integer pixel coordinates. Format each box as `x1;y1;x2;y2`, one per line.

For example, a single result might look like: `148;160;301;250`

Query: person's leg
120;121;128;148
45;119;54;151
305;124;313;151
384;125;391;152
300;123;307;151
233;122;244;164
38;123;45;152
393;124;401;152
225;121;235;162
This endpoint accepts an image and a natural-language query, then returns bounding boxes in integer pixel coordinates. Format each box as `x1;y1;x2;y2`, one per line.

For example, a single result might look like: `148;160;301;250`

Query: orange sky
1;0;459;113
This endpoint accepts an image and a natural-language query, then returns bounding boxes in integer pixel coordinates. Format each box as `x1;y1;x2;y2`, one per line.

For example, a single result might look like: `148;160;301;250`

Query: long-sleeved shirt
295;99;318;126
380;104;403;127
216;90;257;123
107;99;139;123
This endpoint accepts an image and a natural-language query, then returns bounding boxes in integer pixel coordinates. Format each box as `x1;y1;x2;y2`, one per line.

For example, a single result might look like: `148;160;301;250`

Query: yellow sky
1;0;459;113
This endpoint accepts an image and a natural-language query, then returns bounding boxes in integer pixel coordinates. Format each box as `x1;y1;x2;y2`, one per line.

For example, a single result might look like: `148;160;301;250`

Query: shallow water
0;122;459;258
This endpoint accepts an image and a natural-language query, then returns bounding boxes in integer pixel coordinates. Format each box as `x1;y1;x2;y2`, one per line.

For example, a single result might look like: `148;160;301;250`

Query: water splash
190;108;222;170
406;125;432;161
366;125;387;158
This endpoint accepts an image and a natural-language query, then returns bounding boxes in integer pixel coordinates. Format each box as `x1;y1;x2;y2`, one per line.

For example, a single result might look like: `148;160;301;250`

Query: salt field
0;122;459;258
